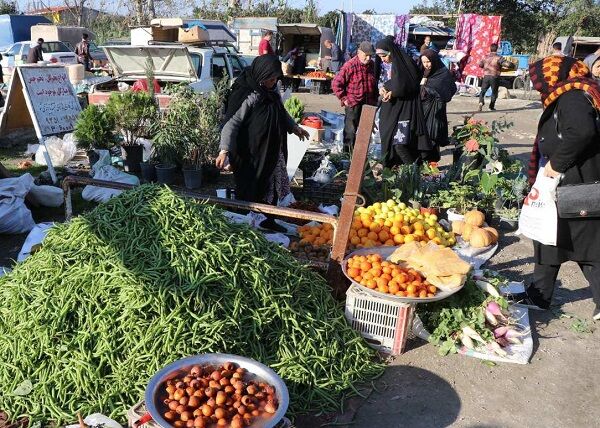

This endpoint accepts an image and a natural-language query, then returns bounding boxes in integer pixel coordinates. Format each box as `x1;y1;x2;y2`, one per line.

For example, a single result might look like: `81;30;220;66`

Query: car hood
103;45;198;81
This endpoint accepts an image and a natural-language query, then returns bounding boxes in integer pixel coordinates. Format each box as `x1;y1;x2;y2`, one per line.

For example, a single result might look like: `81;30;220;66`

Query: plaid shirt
332;56;377;107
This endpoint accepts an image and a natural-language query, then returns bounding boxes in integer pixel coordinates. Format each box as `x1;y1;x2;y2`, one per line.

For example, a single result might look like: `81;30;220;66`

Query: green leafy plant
152;78;229;168
105;91;158;147
284;96;305;123
73;104;116;151
428;182;478;214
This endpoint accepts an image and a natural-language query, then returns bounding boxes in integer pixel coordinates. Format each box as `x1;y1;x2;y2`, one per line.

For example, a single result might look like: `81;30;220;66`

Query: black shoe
489;106;496;111
507;292;546;311
259;218;287;234
594;307;600;321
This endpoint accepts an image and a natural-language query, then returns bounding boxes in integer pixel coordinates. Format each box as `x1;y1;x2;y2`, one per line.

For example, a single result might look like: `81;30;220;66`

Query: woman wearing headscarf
420;49;457;151
375;36;433;167
217;55;309;230
514;56;600;320
584;54;600;81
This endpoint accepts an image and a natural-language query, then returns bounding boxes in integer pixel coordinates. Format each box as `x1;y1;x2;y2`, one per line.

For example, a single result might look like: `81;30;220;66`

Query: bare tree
63;0;87;26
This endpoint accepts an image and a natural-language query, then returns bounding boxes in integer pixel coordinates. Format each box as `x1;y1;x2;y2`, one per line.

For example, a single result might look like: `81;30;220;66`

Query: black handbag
554;94;600;218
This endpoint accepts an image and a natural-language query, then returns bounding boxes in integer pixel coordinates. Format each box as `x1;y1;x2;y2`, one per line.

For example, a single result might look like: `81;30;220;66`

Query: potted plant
105;90;157;174
73;104;116;166
199;78;229;183
496;207;520;230
428;183;478;221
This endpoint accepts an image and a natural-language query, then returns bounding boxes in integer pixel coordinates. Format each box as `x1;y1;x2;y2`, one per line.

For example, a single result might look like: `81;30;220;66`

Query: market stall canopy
232;17;278;31
277;23;322;36
102;45;198;81
409;24;455;37
149;18;236;42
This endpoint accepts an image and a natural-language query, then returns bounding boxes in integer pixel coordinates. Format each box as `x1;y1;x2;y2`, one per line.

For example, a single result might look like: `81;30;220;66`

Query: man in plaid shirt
332;41;377;151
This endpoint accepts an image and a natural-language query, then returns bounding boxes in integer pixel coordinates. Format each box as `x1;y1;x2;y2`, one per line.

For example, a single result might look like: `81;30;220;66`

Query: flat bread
426;273;467;290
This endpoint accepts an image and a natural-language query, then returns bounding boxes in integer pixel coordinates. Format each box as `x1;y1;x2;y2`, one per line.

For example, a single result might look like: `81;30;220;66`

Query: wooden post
327;105;377;298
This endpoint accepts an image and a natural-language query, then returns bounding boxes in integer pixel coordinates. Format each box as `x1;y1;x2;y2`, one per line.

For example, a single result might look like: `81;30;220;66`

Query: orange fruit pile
346;253;437;298
348;200;455;249
298;223;334;246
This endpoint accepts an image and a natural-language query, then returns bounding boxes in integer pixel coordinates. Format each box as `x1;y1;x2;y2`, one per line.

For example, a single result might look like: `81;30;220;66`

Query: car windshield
41;42;71;53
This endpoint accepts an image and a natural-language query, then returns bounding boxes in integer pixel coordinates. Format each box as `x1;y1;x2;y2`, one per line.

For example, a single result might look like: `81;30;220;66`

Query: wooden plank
327;105;377;298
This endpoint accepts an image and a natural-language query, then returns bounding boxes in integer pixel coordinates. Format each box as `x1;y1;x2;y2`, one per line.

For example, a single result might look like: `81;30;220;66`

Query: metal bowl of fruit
145;354;289;428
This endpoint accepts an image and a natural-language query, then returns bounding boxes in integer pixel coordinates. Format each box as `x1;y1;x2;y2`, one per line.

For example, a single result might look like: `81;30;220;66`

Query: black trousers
479;75;500;108
527;262;600;309
344;104;363;152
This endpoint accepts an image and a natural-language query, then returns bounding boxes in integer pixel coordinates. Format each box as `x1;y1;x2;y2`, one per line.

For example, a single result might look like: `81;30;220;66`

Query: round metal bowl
145;354;289;428
343;246;465;303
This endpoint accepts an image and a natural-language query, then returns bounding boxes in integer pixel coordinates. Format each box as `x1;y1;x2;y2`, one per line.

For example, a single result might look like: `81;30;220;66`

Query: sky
315;0;421;14
22;0;423;17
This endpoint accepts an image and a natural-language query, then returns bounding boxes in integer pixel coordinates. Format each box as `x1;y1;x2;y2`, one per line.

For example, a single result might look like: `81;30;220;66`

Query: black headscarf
421;49;456;103
375;36;432;166
223;55;288;203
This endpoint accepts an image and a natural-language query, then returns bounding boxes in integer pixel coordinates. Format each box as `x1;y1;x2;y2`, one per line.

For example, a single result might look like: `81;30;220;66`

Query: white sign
19;66;81;137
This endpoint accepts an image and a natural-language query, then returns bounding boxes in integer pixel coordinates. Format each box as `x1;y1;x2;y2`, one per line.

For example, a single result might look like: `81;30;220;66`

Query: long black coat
535;90;600;264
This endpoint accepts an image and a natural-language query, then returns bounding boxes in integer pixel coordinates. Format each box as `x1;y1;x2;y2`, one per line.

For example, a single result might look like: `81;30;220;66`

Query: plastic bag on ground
82;165;140;203
35;135;77;167
0;174;36;234
136;138;153;162
311;156;337;184
91;149;111;175
517;169;560;246
278;192;296;207
17;222;54;262
29;185;63;207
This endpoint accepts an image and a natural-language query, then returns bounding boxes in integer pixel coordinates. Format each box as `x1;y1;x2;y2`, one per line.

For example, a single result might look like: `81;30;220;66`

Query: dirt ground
1;92;599;428
293;93;600;428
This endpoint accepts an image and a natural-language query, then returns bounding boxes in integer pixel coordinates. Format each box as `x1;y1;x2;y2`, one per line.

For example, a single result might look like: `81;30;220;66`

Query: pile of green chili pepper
0;185;384;425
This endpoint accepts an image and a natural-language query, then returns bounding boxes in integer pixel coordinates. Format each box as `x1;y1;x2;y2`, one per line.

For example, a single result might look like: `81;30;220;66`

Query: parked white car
88;44;247;107
1;41;77;78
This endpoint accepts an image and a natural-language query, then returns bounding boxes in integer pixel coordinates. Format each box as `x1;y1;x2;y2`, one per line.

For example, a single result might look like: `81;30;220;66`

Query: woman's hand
293;126;310;141
381;90;392;102
544;161;560;178
420;77;428;86
215;151;229;169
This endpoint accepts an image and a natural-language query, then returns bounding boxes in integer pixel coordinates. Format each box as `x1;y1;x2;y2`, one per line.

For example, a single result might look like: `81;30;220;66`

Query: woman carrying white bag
515;56;600;321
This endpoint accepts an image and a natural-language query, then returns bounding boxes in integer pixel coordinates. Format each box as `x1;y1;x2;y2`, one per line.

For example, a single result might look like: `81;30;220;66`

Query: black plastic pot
201;163;221;183
121;144;144;173
87;150;100;167
140;162;157;183
155;164;178;185
183;167;203;190
499;216;518;231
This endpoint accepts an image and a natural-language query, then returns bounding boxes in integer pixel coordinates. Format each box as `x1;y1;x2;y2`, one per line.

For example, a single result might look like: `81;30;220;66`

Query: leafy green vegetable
284;96;305;123
418;279;508;356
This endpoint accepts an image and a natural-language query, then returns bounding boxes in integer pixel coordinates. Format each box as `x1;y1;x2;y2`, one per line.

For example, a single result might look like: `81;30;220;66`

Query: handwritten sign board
0;65;81;139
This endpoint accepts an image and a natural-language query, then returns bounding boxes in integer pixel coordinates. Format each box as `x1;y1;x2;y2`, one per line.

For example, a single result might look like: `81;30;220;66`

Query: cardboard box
151;27;178;42
178;26;209;43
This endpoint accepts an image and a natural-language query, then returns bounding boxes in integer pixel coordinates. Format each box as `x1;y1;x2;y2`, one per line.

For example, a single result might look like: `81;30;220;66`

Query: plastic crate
345;284;415;355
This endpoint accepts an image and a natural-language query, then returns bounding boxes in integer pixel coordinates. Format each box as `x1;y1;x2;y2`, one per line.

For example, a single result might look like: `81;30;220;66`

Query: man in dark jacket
75;33;93;71
27;38;44;64
478;43;503;111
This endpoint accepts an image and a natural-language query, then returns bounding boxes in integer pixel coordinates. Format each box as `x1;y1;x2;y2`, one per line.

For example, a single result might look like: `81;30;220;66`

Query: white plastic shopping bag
17;222;54;262
0;174;36;234
35;135;77;167
517;169;561;246
82;165;140;203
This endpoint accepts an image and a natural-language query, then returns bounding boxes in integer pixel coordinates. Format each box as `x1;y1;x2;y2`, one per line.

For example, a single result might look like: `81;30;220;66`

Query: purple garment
394;15;411;47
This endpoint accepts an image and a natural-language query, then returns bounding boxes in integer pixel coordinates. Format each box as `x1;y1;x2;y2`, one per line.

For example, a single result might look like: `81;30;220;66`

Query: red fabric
331;56;377;107
258;39;274;56
455;14;502;78
132;79;161;94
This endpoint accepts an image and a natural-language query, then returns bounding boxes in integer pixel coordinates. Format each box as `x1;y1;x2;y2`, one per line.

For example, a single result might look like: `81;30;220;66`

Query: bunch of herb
418;280;508;356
